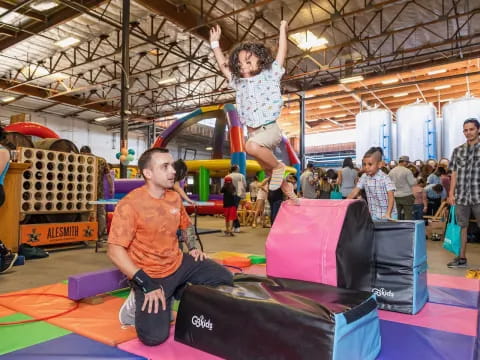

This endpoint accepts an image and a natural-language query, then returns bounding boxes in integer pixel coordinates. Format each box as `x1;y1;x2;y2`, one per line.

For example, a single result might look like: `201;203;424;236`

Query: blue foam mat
377;320;477;360
0;333;147;359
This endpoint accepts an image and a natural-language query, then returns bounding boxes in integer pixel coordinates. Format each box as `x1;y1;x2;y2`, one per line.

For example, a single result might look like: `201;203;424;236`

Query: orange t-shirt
108;186;191;278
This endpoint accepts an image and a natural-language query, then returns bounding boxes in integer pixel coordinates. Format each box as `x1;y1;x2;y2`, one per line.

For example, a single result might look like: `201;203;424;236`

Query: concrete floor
1;215;479;294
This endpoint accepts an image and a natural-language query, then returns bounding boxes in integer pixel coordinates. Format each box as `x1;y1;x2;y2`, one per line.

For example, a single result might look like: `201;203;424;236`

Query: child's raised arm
209;25;232;81
276;20;288;66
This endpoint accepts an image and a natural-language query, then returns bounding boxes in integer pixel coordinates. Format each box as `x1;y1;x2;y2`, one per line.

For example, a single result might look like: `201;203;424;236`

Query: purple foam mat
114;179;144;194
0;333;146;359
377;320;477;360
428;285;480;309
68;268;127;300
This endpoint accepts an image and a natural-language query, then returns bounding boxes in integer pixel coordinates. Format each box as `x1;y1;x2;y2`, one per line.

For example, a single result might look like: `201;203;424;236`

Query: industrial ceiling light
382;78;399;84
434;85;451;90
55;36;80;48
335;114;347;118
30;1;59;11
158;77;177;85
393;92;409;97
428;69;447;76
327;118;342;126
205;146;213;151
318;104;332;109
0;96;16;103
49;72;70;80
289;31;328;51
339;75;364;84
95;116;110;122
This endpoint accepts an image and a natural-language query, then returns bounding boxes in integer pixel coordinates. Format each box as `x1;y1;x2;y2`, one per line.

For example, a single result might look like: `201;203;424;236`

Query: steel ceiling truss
0;0;479;122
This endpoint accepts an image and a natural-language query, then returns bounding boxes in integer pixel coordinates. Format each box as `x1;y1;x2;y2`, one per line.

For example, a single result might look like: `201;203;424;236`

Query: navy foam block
377;320;477;360
13;255;25;266
68;268;127;300
0;333;146;359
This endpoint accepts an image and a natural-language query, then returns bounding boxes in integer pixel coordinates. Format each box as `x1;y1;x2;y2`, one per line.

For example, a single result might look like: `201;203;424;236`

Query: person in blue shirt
423;183;447;216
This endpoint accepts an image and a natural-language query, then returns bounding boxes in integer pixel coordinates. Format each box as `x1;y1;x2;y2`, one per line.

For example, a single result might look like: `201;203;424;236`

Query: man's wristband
132;269;159;293
210;41;219;49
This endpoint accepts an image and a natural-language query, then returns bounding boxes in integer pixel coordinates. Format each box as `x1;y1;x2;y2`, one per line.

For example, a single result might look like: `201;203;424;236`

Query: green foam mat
172;299;180;312
248;255;266;264
109;288;130;298
0;313;71;355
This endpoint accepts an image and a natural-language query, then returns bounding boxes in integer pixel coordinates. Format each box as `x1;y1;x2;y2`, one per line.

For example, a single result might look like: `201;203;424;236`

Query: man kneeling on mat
108;148;233;346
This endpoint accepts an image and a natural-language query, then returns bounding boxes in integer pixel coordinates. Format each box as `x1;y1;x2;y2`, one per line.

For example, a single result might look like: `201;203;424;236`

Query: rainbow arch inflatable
153;104;301;176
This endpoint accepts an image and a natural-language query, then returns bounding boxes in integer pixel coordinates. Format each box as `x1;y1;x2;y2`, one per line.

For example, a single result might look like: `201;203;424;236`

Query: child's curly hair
228;43;275;79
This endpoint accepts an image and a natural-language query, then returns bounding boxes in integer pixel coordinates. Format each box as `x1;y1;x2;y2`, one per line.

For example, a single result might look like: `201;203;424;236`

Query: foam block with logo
174;275;381;360
373;220;428;314
266;199;374;291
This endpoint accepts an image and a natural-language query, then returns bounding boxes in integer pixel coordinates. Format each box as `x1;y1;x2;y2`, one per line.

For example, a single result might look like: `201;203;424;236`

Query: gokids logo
191;315;213;331
372;288;394;298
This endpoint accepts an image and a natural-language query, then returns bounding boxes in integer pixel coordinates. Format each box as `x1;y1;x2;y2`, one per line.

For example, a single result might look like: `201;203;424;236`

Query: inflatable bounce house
113;104;300;214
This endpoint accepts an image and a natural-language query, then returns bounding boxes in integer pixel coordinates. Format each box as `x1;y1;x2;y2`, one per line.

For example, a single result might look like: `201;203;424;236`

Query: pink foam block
118;326;222;360
427;273;480;291
379;302;478;337
266;199;353;286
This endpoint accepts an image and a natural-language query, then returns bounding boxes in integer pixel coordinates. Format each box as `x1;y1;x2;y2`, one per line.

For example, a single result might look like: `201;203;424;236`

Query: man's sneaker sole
447;263;467;268
118;290;136;326
0;253;18;274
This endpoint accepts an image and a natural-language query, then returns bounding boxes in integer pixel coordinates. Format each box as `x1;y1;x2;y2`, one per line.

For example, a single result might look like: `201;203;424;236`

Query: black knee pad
137;330;169;347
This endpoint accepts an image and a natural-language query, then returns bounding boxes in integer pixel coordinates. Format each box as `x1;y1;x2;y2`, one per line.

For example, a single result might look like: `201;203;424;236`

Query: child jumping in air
347;147;397;220
210;21;288;191
221;176;237;236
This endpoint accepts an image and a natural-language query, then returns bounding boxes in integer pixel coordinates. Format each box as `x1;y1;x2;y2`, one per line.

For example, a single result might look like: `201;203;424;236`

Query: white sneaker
233;227;240;233
118;289;136;326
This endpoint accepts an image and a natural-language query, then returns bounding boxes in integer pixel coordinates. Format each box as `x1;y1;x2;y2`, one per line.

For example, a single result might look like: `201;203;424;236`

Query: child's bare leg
245;141;280;171
246;141;285;190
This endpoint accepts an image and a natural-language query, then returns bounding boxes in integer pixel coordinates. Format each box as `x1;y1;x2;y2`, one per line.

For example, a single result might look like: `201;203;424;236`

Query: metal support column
119;0;130;178
298;92;306;170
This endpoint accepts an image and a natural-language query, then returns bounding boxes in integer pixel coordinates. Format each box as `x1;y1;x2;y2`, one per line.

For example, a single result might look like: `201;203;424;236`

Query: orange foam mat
0;283;137;346
0;283;69;315
0;305;15;317
46;296;137;346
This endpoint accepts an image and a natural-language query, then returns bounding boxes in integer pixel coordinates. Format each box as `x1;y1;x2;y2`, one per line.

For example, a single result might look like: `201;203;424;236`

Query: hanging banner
20;222;98;246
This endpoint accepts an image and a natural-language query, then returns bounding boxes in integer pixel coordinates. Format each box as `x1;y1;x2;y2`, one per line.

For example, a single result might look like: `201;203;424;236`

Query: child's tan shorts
247;122;282;150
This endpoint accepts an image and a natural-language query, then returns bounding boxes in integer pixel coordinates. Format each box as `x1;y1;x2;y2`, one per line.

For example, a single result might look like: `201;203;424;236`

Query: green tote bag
330;185;343;200
443;205;462;256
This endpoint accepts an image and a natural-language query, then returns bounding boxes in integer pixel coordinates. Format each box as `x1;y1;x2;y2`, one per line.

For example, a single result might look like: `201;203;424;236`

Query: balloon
121;148;128;155
127;154;134;161
115;152;121;159
119;154;127;162
128;148;135;155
